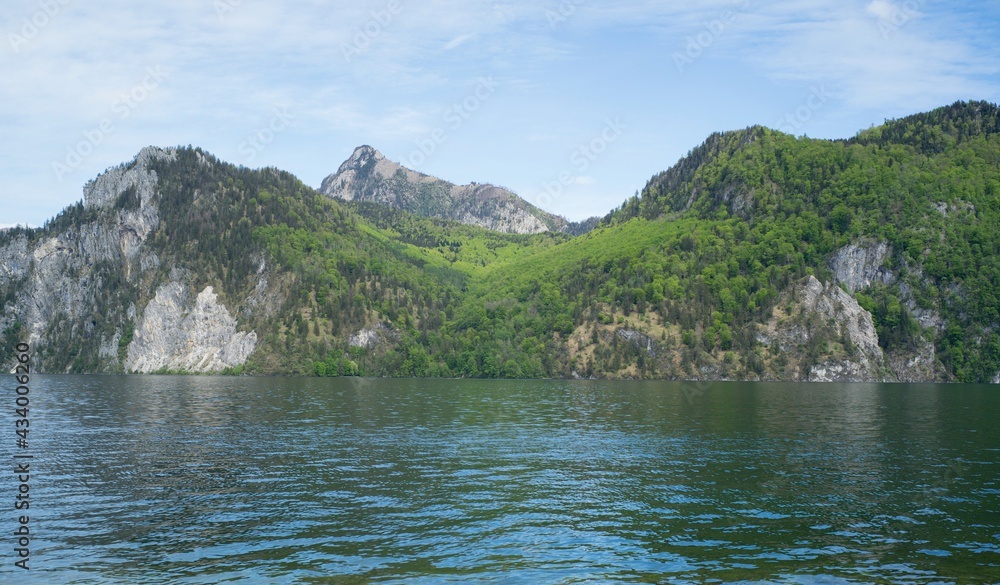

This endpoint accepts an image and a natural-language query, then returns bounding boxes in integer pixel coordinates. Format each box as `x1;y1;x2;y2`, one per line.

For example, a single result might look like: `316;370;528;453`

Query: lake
2;376;998;583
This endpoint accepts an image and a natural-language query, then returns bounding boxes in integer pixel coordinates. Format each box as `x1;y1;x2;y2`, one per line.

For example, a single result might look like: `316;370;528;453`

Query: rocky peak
320;145;411;203
319;145;585;234
83;146;176;210
338;145;384;173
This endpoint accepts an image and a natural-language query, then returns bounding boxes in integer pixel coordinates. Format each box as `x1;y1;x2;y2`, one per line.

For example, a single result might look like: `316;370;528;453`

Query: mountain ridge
320;145;598;235
2;100;998;383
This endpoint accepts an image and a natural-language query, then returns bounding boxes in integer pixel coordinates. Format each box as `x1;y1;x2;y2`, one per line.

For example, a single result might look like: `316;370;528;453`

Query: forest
2;101;998;382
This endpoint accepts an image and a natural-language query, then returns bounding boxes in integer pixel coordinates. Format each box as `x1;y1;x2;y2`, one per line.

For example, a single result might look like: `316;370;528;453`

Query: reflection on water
3;376;998;583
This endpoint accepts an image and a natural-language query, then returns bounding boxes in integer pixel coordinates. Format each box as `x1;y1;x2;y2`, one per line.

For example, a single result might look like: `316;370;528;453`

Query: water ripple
3;376;998;584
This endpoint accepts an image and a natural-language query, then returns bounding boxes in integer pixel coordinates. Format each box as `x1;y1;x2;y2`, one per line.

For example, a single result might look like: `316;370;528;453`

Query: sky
1;0;999;228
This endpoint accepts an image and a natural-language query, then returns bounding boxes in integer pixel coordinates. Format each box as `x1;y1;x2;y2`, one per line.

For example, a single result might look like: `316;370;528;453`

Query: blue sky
2;0;999;228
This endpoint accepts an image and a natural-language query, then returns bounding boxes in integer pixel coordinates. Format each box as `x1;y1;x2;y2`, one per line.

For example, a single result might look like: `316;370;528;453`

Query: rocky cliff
757;275;887;382
126;283;257;373
826;240;950;380
829;241;895;292
0;147;262;374
320;146;597;235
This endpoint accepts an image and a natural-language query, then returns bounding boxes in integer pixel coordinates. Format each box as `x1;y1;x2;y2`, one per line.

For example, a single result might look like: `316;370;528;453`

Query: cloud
644;0;994;113
1;0;998;226
309;102;432;142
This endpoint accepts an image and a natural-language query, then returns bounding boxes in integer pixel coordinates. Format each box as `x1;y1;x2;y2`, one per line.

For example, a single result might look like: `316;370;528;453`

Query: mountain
2;101;998;383
320;145;597;235
0;147;566;376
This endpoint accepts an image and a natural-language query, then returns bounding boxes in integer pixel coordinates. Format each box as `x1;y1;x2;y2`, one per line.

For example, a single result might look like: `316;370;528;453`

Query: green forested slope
2;101;998;381
595;101;1000;381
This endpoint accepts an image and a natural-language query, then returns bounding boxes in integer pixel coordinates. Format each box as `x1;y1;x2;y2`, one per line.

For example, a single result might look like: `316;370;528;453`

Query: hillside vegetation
1;101;997;382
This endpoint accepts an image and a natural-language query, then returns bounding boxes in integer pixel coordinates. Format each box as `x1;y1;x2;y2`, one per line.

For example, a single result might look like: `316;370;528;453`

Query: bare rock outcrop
349;323;395;349
0;235;30;285
125;283;257;373
886;341;949;383
5;149;172;347
829;241;895;292
83;146;175;210
760;276;886;382
617;329;656;356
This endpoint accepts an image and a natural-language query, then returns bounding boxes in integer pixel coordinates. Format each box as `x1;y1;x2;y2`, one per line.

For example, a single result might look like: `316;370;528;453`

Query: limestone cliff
126;284;256;373
824;240;950;381
758;275;887;382
0;147;261;374
829;241;895;292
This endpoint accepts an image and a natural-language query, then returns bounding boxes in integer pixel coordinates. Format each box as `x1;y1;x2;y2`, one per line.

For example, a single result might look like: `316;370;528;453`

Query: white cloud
1;0;998;225
309;102;433;142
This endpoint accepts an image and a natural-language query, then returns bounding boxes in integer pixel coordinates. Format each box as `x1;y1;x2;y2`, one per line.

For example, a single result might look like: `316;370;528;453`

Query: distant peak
353;145;383;162
335;145;385;175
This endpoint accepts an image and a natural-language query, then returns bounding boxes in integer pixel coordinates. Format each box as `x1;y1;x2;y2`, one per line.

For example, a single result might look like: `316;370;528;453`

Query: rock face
0;235;29;283
126;283;257;373
617;329;656;355
829;241;895;292
760;276;886;382
349;323;394;349
886;341;947;383
799;277;885;382
0;147;260;374
83;146;175;210
829;240;944;330
993;371;1000;384
761;275;949;383
320;146;596;235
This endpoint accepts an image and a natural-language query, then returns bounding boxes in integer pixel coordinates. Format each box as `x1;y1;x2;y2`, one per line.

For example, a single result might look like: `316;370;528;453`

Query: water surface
2;376;998;583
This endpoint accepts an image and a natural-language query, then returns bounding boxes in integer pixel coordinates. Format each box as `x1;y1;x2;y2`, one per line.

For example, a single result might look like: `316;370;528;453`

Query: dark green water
1;376;998;584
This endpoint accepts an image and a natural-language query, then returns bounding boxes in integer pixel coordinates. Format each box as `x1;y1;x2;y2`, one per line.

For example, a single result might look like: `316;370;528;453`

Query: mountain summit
1;102;998;383
320;146;597;235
